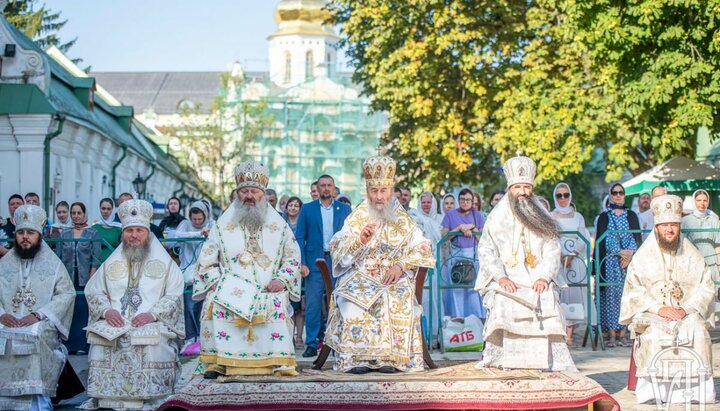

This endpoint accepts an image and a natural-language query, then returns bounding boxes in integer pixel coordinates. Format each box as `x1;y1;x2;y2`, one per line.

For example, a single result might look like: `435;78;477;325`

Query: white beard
233;197;268;232
368;202;397;224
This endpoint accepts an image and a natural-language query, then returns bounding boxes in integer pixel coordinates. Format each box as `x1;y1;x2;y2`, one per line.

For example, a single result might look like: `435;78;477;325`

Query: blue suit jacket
296;199;352;270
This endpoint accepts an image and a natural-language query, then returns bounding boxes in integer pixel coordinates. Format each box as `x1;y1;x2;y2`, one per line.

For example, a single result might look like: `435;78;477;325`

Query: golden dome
269;0;339;39
275;0;330;25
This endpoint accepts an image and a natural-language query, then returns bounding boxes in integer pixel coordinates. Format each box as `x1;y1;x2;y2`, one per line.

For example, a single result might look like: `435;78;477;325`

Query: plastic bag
442;314;484;352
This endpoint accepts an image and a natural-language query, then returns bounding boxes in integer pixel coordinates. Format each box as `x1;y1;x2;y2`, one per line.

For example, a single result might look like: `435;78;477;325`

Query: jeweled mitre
503;155;537;187
363;155;396;187
14;205;46;234
234;160;269;190
651;194;682;225
117;198;154;230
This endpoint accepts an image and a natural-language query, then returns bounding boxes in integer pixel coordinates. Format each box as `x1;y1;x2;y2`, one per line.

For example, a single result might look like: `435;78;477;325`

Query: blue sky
42;1;288;72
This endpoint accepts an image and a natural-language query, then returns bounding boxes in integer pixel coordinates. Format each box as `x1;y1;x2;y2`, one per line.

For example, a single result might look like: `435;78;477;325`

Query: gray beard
368;202;397;224
509;193;559;240
234;197;268;232
122;239;151;263
656;231;680;253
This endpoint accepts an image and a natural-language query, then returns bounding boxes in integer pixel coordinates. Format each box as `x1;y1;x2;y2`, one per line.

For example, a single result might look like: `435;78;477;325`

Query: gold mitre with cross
651;194;683;225
503;153;537;187
363;154;396;187
14;205;47;234
234;160;269;190
117;198;154;230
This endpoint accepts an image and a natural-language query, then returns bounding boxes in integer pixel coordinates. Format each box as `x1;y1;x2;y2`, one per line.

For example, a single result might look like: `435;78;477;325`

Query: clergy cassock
620;195;715;404
83;200;185;410
0;206;74;411
475;155;575;371
194;201;301;376
326;199;434;372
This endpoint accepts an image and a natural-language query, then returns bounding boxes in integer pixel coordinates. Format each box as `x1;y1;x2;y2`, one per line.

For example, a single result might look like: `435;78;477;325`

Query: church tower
267;0;340;87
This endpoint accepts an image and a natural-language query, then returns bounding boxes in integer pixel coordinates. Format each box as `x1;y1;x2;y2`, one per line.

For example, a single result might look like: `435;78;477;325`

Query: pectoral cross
525;250;537;269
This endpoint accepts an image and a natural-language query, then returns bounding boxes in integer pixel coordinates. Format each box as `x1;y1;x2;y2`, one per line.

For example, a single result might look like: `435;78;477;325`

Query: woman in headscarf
158;196;186;236
551;183;591;348
169;200;213;353
91;198;122;263
681;189;720;319
440;193;456;216
56;201;102;353
45;201;72;248
409;192;443;335
594;183;641;348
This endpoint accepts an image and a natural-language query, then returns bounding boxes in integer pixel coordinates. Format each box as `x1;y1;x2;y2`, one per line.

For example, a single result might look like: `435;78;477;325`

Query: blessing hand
360;224;377;245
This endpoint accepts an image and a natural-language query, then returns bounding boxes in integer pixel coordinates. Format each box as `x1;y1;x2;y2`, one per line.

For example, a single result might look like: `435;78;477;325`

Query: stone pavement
57;336;720;410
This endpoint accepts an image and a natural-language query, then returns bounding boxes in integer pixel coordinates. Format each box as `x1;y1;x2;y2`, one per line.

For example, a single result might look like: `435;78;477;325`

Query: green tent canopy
622;156;720;196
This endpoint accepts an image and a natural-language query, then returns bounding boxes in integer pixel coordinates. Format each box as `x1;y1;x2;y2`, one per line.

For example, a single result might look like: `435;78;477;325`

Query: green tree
329;0;529;192
330;0;720;186
172;72;273;208
4;0;83;66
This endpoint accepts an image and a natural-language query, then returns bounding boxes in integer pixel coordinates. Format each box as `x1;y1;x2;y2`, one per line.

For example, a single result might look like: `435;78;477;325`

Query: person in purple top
440;188;486;321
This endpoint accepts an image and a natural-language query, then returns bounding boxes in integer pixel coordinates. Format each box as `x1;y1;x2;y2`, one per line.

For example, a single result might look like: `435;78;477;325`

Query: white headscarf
410;192;442;245
97;201;122;228
692;189;711;218
440;193;457;217
552;182;573;215
600;194;610;213
189;200;211;230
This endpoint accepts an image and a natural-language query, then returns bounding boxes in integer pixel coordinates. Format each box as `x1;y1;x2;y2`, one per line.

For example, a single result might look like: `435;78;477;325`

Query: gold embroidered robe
620;236;715;403
194;203;301;376
0;243;74;411
83;237;185;410
326;202;434;372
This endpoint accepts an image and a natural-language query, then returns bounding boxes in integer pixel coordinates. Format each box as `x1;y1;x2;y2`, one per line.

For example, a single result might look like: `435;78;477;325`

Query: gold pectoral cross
525;250;538;269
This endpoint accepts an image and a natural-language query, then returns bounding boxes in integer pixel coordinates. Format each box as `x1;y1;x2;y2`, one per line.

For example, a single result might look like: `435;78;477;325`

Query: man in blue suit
296;174;351;357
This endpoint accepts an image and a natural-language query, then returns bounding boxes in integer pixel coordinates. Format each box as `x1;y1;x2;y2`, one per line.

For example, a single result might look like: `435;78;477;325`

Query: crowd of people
0;153;718;408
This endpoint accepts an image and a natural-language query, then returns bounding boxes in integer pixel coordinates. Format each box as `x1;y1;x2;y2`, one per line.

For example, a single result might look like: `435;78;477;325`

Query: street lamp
132;173;146;199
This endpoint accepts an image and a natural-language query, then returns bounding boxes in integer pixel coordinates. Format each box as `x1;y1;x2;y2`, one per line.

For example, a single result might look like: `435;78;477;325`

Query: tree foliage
172;73;273;208
4;0;84;66
330;0;720;188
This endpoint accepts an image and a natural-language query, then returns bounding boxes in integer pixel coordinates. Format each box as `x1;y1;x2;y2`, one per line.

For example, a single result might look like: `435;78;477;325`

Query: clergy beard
508;192;559;240
233;197;268;232
368;202;397;224
656;232;680;253
122;238;151;263
15;240;42;260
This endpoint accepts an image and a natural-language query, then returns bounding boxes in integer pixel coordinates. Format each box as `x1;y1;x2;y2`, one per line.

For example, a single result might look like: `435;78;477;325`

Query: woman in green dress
91;197;121;263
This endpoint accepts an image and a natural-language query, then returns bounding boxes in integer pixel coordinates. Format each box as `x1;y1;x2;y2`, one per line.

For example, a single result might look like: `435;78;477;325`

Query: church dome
269;0;339;39
275;0;329;25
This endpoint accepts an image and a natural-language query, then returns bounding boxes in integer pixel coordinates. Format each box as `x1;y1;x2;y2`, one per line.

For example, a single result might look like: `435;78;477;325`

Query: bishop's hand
498;277;517;293
381;264;403;285
532;278;549;293
658;306;686;321
0;313;20;327
360;224;377;245
132;312;157;328
266;279;286;292
105;309;125;328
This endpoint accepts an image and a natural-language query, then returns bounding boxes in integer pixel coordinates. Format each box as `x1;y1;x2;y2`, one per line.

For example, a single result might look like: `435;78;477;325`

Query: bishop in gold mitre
324;154;434;374
194;160;301;380
474;154;575;371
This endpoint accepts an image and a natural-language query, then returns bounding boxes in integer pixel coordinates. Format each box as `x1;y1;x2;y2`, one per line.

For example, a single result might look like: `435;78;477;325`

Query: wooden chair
312;258;437;370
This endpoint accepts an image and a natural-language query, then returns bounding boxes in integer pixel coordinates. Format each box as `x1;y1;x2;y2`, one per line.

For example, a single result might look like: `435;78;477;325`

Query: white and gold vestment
83;237;185;410
0;242;75;410
194;203;301;376
620;235;715;403
325;201;434;372
475;196;575;371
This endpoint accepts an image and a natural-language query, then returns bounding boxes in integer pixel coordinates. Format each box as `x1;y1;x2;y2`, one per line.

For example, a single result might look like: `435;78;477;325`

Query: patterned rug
159;362;619;411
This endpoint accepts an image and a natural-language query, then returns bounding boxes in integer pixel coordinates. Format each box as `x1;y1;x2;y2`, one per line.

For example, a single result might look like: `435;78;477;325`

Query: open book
84;320;132;341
